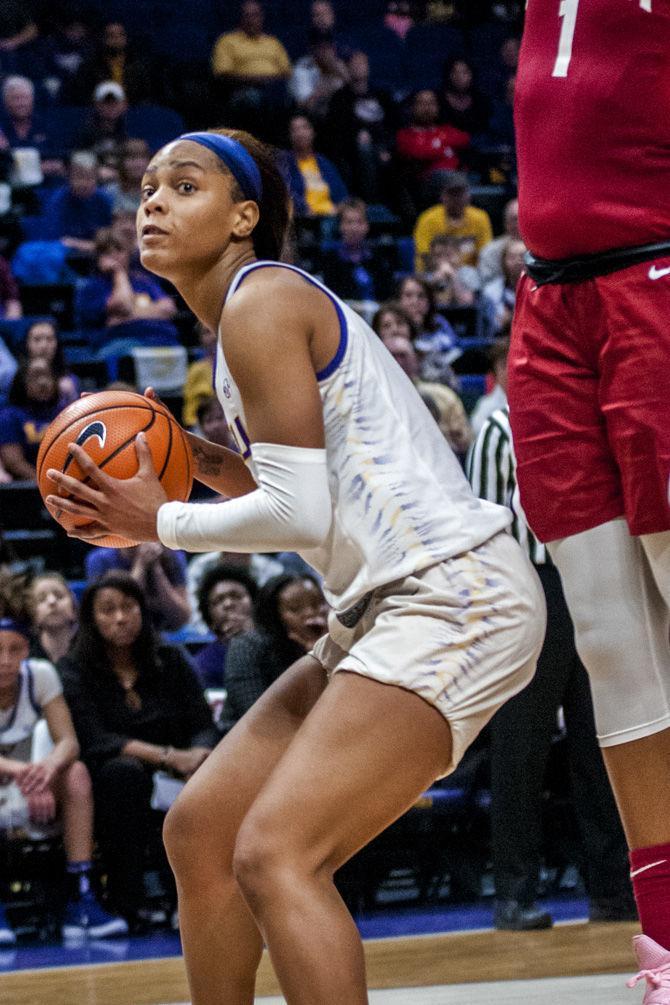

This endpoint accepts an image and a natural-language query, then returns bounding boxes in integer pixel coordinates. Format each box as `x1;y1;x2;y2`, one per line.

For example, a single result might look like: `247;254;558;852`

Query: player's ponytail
209;127;292;262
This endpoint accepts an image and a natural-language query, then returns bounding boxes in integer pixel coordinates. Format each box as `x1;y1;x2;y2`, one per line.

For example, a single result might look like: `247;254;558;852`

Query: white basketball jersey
215;262;511;612
0;659;60;762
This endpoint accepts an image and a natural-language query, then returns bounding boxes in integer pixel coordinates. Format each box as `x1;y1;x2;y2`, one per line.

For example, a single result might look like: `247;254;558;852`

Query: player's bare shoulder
221;265;340;374
225;266;322;323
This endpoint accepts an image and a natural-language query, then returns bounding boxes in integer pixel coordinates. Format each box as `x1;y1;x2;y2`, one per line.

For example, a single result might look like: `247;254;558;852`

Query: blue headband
0;617;30;640
178;132;263;202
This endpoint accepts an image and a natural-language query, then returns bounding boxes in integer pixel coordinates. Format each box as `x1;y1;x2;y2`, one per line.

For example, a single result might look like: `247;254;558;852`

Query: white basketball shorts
311;531;546;776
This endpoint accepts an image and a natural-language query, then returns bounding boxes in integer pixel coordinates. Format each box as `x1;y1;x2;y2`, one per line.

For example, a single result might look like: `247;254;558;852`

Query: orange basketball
37;390;194;548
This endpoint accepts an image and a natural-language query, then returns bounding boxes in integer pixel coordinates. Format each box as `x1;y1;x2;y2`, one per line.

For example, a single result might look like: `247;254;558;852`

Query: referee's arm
465;410;513;507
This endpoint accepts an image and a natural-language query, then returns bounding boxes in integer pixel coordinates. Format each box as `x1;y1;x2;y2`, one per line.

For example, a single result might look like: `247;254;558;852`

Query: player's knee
62;760;92;801
163;790;205;874
233;818;295;905
570;612;623;685
232;823;273;898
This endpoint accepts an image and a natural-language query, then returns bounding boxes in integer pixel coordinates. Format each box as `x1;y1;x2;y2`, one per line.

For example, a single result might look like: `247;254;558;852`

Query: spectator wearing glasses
43;151;113;256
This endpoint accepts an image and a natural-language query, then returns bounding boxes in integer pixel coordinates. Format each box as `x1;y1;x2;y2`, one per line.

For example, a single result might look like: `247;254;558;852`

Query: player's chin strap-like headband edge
178;131;263;203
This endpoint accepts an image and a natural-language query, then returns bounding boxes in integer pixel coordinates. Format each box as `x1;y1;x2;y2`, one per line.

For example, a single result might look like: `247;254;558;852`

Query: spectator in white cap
94;80;125;103
75;80;128;156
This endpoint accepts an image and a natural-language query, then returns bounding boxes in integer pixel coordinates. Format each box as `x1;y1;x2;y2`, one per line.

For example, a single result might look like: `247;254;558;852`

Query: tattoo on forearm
191;442;224;476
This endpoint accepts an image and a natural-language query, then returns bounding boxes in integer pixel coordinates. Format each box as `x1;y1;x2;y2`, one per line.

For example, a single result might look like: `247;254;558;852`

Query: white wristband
157;441;332;554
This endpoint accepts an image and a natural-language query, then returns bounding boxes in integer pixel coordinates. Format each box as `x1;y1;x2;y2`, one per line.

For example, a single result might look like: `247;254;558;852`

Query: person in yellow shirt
211;1;291;81
211;1;291;143
413;171;493;271
182;322;217;429
211;0;291;142
283;113;348;219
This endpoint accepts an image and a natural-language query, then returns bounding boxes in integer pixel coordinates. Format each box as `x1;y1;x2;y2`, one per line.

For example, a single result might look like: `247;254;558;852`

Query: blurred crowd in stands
0;0;629;948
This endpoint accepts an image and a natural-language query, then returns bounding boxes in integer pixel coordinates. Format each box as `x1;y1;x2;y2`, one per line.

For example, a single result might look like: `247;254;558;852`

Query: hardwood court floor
0;921;640;1005
257;974;635;1004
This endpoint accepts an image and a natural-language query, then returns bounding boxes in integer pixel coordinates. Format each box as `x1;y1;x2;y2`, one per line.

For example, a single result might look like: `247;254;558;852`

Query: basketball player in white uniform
46;129;545;1005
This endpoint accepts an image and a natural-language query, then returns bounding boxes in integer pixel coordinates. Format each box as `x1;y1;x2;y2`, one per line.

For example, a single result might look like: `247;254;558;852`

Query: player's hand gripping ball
37;390;193;548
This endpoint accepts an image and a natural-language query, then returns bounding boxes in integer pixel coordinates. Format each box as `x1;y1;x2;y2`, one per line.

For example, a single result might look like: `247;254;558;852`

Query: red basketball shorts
508;261;670;543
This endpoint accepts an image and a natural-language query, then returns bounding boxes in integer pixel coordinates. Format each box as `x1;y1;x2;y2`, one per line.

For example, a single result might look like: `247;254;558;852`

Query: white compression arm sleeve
157;441;332;554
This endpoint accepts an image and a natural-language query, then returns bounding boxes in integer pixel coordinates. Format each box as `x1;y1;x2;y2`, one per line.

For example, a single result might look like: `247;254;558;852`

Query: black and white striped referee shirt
466;405;548;565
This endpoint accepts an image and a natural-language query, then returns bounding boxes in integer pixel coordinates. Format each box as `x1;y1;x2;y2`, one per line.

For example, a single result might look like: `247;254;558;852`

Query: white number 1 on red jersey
552;0;651;79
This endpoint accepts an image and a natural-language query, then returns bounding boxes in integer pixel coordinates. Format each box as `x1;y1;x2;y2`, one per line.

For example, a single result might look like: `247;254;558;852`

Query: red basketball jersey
515;0;670;259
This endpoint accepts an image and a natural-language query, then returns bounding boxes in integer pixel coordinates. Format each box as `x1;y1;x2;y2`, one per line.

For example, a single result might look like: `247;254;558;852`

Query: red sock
630;843;670;949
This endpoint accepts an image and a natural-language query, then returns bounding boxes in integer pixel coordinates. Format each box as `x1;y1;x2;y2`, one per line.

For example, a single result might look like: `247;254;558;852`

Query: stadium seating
404;23;466;90
43;106;88;154
18;284;75;331
395;236;415;276
466;21;514;98
125;105;186;153
340;25;410;94
0;481;70;570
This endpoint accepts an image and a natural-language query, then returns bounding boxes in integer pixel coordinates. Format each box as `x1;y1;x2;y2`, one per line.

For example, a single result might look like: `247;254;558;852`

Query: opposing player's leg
548;520;670;844
548;520;670;967
231;670;453;1005
162;655;327;1005
511;270;670;995
549;521;670;849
